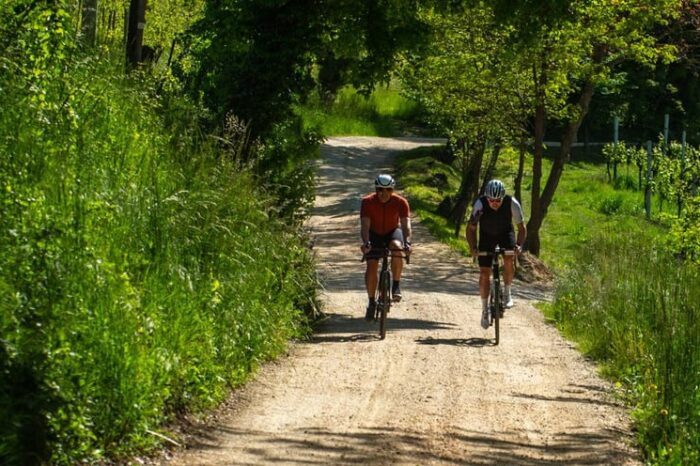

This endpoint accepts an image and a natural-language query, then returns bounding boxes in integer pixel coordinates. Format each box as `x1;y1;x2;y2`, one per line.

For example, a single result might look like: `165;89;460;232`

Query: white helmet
484;179;506;199
375;174;396;189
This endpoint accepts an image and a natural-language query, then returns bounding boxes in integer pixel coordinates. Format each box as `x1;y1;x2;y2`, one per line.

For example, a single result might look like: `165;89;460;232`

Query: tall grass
549;232;700;464
1;40;317;466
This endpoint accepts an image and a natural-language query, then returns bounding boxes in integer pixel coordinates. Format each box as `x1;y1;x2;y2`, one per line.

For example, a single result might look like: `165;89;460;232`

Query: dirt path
165;137;640;465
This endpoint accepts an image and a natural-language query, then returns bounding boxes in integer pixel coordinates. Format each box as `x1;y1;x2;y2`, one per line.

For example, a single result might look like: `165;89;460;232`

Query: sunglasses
487;197;503;204
376;188;393;192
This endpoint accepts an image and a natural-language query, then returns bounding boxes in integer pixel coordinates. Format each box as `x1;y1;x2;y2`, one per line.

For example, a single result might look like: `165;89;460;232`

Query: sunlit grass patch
296;84;424;137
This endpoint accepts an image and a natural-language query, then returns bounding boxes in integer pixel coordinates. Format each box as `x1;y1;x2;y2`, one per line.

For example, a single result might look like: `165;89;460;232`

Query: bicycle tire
378;270;390;339
493;276;501;345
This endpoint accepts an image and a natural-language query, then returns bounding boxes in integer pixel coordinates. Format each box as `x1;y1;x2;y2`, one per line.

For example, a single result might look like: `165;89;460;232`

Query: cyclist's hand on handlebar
515;244;523;255
403;241;412;255
361;242;372;255
469;246;478;260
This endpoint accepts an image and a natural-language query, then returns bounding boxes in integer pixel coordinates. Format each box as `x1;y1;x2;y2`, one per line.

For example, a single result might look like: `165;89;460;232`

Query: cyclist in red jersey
360;174;412;321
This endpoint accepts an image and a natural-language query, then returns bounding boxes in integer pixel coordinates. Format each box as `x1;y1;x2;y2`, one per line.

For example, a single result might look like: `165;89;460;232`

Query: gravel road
165;136;640;466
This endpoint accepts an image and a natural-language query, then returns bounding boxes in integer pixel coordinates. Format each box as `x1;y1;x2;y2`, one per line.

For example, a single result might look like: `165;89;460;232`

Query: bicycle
362;246;410;339
478;246;515;345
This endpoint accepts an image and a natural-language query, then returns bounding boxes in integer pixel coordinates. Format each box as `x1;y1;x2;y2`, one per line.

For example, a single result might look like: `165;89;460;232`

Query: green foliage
652;140;700;203
173;0;429;223
666;197;700;264
548;232;700;465
606;136;700;218
614;174;638;191
398;5;527;142
602;142;629;166
177;0;427;138
256;117;322;223
589;4;700;145
0;2;318;465
396;147;472;255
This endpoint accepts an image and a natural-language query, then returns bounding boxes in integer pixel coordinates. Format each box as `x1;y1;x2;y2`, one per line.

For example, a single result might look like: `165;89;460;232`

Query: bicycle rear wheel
378;270;390;339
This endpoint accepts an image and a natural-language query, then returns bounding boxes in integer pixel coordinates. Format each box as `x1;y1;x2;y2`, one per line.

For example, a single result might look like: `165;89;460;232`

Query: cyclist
466;179;526;329
360;174;413;321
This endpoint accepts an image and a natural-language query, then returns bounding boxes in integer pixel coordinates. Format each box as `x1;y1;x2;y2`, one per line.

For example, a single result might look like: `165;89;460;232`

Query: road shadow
415;336;496;347
307;313;459;344
175;423;638;466
509;390;624;409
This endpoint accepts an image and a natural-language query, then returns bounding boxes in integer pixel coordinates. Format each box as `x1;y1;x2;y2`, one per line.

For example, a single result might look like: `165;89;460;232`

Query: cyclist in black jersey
466;179;526;329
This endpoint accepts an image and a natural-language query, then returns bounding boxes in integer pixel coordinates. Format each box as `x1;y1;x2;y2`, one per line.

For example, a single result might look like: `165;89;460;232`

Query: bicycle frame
478;246;515;345
362;247;409;340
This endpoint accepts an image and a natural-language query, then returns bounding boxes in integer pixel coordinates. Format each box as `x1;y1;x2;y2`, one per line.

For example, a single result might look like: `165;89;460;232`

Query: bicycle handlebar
477;249;516;257
474;247;518;267
361;247;411;264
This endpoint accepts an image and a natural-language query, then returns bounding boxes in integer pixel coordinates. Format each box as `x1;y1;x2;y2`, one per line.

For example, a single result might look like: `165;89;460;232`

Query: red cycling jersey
360;192;410;235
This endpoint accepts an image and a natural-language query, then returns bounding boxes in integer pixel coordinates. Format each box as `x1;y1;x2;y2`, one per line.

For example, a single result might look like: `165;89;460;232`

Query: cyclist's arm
361;216;371;247
466;223;478;254
466;200;482;254
516;222;526;250
510;197;526;249
400;216;412;246
510;197;525;224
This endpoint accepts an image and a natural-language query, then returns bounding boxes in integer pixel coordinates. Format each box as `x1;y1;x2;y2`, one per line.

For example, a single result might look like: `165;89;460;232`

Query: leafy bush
598;194;625;215
614;174;638;191
665;197;700;264
0;4;318;464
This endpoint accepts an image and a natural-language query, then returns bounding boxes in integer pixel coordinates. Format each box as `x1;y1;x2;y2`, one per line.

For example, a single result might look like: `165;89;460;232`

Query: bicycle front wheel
378;271;390;339
493;278;501;345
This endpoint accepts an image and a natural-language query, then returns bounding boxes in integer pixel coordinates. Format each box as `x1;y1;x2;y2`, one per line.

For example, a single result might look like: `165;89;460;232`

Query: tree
488;0;681;255
588;1;700;145
176;0;428;139
399;4;532;236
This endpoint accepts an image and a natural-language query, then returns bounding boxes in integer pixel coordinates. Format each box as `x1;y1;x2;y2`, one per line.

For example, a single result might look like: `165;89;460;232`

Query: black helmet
375;174;396;189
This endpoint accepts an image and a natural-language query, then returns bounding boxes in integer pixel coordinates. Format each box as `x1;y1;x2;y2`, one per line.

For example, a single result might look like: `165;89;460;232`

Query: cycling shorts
366;228;404;260
478;230;515;268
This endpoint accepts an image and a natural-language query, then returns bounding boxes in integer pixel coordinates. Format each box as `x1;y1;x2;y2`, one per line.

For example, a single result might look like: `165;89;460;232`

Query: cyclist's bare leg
479;266;491;328
503;255;515;307
365;260;379;298
479;267;491;300
389;239;404;280
503;255;514;288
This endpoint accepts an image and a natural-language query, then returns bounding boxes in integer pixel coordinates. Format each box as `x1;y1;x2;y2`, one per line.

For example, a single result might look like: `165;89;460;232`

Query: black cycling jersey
473;195;514;237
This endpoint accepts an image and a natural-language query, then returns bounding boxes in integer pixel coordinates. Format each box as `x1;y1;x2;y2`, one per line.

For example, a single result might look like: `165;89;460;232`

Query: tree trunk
526;61;547;255
81;0;98;46
126;0;147;68
481;142;502;190
449;137;485;237
528;79;595;255
514;136;526;204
